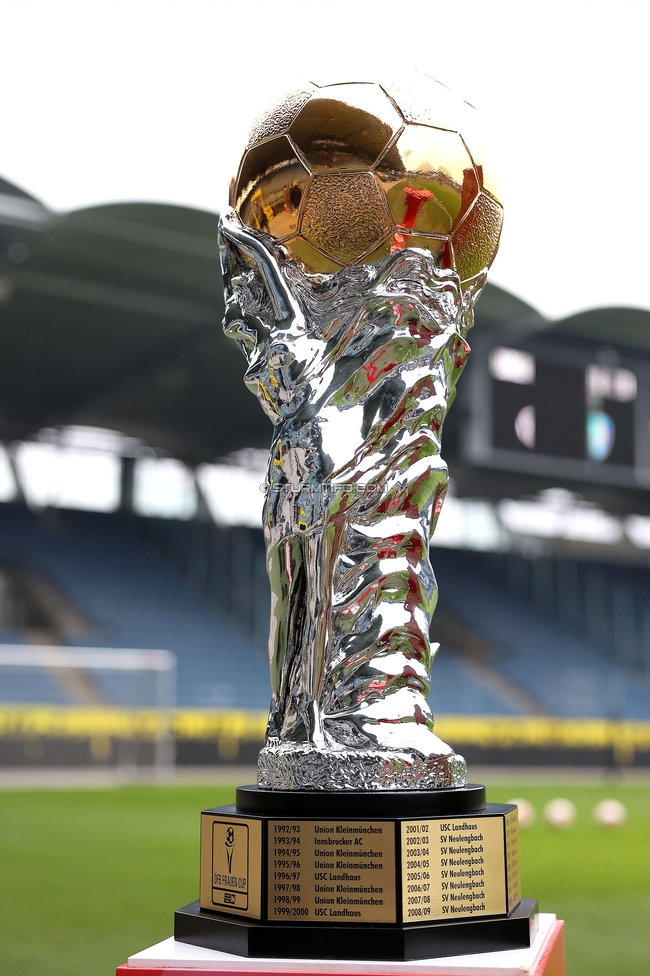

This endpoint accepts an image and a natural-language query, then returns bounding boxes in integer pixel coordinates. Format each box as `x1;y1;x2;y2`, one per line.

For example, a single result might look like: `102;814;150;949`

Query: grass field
0;782;649;975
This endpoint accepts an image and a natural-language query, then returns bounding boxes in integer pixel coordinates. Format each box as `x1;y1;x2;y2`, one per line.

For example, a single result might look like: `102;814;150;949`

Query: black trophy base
174;898;539;961
235;782;487;817
177;781;535;961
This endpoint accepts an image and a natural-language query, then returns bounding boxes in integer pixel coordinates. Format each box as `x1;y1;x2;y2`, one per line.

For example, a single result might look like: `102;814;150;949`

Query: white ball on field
593;798;627;827
544;797;577;829
507;798;536;828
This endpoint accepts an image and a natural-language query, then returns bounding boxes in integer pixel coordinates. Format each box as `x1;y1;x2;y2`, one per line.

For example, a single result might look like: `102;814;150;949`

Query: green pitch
0;782;648;976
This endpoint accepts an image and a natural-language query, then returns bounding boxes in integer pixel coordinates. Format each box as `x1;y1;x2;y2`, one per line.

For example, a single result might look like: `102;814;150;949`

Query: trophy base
236;783;486;816
257;742;468;791
176;783;534;961
175;897;539;961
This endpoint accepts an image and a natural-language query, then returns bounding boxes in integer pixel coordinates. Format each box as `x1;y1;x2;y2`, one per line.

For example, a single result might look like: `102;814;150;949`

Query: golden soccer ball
230;73;503;287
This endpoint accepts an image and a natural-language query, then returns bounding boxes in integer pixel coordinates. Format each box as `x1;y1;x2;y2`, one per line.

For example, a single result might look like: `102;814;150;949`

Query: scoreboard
462;338;650;489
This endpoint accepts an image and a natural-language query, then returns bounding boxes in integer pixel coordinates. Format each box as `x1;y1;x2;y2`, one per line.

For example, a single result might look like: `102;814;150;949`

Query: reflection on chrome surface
221;73;500;790
221;211;487;790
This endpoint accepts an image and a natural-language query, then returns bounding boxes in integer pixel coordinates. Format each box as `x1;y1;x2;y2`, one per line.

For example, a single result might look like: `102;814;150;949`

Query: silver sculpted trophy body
177;73;537;965
220;74;503;792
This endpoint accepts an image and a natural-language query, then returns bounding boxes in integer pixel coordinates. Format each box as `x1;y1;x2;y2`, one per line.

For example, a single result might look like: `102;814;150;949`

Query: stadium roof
0;184;261;462
1;177;649;465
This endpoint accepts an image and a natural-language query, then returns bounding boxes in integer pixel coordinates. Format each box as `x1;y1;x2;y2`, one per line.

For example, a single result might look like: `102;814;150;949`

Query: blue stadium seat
0;505;270;709
431;549;650;721
1;504;649;721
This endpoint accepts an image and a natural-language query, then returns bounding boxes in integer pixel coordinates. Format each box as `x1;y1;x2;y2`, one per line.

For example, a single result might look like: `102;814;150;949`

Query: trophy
175;72;537;960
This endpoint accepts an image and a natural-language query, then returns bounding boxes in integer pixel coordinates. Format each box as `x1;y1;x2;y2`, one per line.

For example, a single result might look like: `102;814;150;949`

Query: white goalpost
0;645;177;774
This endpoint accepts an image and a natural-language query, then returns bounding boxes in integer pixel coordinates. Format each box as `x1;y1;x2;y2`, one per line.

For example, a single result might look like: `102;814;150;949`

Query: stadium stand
112;516;527;717
0;503;518;717
431;548;650;721
3;502;648;722
427;653;521;717
0;504;269;709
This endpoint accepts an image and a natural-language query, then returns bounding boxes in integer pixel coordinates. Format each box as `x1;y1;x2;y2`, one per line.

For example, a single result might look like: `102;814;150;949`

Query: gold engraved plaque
267;820;396;923
401;816;507;923
200;814;262;919
505;808;521;910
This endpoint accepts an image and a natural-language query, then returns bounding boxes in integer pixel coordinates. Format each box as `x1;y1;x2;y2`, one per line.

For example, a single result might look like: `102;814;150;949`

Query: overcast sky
1;0;648;320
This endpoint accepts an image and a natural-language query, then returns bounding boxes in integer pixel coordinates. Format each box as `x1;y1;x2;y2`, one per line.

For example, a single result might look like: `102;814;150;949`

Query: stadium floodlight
0;645;176;775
